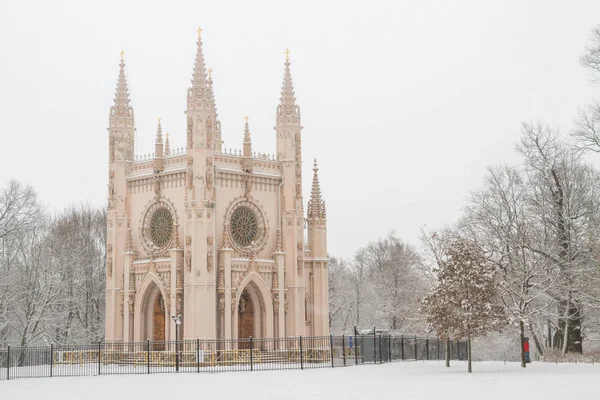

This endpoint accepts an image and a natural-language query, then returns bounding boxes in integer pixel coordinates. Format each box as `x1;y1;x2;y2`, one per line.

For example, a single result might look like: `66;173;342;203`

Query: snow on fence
0;334;467;381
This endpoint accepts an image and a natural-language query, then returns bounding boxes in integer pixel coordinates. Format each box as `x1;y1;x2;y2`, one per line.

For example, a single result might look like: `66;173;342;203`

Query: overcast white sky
1;0;600;259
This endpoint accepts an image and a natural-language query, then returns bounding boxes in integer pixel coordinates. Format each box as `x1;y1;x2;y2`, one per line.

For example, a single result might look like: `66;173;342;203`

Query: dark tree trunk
445;336;450;367
519;320;526;368
467;334;472;373
553;299;583;354
530;328;544;357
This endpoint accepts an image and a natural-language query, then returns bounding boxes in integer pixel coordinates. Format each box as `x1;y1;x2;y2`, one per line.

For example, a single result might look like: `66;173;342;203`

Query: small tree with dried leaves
421;238;506;373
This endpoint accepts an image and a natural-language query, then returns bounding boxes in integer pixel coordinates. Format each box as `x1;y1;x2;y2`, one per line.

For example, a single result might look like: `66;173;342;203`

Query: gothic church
104;29;329;342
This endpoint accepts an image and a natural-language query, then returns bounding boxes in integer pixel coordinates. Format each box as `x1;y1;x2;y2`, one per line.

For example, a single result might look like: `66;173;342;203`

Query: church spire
308;159;325;219
108;50;135;163
276;48;300;125
187;27;211;110
110;49;134;122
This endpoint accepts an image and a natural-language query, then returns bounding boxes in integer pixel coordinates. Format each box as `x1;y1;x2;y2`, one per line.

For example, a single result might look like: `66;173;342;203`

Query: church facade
104;30;329;343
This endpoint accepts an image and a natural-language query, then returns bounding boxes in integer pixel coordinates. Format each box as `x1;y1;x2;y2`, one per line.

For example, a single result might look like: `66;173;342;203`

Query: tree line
0;181;106;348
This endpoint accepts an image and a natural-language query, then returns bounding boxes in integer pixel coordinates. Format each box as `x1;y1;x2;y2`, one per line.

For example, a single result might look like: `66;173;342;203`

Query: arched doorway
153;293;166;343
233;275;275;344
238;289;254;341
139;281;166;350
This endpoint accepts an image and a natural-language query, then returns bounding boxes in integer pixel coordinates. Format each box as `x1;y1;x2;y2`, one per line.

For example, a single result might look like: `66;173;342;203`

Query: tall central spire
108;50;135;162
187;27;211;110
277;49;301;125
110;50;134;121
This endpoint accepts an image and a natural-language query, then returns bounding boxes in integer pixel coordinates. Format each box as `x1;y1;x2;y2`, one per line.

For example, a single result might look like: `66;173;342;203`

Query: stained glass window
150;208;173;248
230;206;258;247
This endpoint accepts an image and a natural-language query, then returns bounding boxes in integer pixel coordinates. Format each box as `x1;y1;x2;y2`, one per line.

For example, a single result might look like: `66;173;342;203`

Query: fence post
414;335;418;361
175;338;179;372
388;334;392;362
401;334;404;360
379;333;383;364
373;326;376;364
342;335;346;367
354;334;358;365
329;334;334;368
299;336;304;370
6;346;9;381
147;340;150;374
49;344;54;378
98;341;101;376
426;337;429;361
250;336;253;371
196;339;200;373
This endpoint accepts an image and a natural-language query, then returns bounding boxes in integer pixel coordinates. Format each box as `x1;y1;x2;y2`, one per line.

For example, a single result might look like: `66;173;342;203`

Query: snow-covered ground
1;361;597;399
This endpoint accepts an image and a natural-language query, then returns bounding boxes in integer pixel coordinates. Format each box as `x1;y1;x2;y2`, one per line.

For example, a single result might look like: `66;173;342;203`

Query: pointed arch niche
134;274;169;343
233;273;274;343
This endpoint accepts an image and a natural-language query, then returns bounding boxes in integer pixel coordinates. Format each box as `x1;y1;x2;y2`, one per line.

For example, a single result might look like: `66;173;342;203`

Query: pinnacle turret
307;159;325;219
154;118;164;173
276;49;300;125
243;116;252;156
155;118;163;144
110;50;134;123
242;117;253;173
165;133;171;155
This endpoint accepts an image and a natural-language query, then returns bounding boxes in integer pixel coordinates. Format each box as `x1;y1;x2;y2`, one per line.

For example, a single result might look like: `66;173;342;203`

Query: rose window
149;208;173;248
230;206;258;247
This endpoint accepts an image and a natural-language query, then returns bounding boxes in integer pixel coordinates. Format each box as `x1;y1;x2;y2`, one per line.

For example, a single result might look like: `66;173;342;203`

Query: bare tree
573;26;600;153
580;25;600;83
328;257;356;332
517;121;600;354
46;205;106;344
0;180;107;348
0;180;41;240
461;165;559;365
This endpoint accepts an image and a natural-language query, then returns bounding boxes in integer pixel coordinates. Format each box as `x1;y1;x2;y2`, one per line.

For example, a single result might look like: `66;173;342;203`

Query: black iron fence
0;334;467;381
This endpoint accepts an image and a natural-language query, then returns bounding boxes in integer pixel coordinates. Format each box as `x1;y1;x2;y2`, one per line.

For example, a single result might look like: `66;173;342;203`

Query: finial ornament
197;26;203;38
208;67;213;79
158;117;161;124
285;48;291;61
245;115;249;122
120;49;125;61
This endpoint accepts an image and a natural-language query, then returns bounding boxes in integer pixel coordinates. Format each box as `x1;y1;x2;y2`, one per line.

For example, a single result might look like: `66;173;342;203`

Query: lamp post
171;314;181;372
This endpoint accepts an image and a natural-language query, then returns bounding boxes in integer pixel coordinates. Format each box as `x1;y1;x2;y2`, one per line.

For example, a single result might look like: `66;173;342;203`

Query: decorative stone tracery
224;198;269;256
140;199;179;257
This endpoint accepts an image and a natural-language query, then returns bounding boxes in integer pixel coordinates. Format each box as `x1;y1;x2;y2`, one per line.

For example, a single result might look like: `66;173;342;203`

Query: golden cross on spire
207;68;213;79
158;117;161;124
244;116;249;122
166;132;169;139
285;48;291;61
197;26;203;38
120;49;125;61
